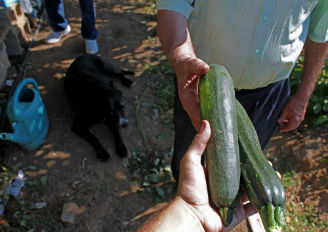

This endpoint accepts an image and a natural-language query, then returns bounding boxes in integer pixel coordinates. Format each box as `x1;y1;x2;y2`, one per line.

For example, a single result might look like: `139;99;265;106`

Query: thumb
184;120;211;162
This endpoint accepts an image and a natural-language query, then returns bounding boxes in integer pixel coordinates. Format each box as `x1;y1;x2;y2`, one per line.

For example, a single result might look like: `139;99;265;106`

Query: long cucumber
199;64;240;226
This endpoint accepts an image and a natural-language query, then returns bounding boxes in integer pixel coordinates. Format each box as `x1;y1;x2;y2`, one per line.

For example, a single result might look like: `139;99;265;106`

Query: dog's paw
116;144;128;158
96;149;111;161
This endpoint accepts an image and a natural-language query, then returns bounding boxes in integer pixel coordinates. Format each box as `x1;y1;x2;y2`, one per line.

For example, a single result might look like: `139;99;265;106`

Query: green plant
153;80;174;113
143;59;175;124
141;0;158;15
281;171;300;187
199;64;240;226
144;60;174;75
125;147;175;203
290;56;328;127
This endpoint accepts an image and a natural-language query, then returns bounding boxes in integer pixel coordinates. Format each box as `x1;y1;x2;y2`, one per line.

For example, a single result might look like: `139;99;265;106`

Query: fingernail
200;121;206;133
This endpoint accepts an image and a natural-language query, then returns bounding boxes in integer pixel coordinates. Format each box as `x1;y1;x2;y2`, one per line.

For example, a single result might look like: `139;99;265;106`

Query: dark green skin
235;99;285;231
199;64;240;226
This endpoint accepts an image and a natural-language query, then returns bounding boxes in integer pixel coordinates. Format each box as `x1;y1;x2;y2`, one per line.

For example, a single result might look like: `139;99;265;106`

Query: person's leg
44;0;68;32
235;78;290;149
44;0;71;43
78;0;98;53
78;0;98;40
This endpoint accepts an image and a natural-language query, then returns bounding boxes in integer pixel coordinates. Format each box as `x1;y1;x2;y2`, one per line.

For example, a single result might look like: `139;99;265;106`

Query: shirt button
255;48;260;54
263;16;268;21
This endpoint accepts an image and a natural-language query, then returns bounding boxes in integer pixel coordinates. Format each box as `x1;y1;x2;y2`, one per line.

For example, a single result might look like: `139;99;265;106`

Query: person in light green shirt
157;0;328;180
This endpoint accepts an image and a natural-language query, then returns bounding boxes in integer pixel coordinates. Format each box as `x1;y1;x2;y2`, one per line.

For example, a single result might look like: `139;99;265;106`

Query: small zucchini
235;99;285;232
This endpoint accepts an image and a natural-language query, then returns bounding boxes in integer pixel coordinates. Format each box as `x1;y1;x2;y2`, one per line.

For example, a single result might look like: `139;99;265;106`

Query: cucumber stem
219;207;233;227
274;206;285;227
260;204;282;232
267;203;275;228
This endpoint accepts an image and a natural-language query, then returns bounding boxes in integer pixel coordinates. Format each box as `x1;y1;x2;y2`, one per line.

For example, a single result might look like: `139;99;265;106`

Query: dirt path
3;0;173;231
1;0;327;231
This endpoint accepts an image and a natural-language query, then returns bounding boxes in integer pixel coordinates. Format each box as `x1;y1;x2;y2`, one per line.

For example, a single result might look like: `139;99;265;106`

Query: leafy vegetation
281;171;328;231
124;147;176;203
289;56;328;126
144;58;174;76
145;60;175;124
141;0;158;14
0;165;53;231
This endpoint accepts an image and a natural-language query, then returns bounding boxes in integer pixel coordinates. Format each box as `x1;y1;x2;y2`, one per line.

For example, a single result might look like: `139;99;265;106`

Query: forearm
157;9;209;130
295;38;328;102
157;10;196;69
136;196;204;232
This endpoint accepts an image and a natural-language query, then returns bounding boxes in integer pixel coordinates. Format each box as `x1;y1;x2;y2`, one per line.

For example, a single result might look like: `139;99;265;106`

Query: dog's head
105;87;129;127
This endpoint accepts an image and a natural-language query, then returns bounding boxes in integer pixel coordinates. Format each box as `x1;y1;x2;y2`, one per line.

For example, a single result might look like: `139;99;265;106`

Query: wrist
137;196;204;232
293;83;313;104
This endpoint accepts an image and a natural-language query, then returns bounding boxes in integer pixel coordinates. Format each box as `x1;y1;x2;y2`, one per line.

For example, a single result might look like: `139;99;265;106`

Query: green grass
144;59;174;76
144;60;175;125
281;171;328;231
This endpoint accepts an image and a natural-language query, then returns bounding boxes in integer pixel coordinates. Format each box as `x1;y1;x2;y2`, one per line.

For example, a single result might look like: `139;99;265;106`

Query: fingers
180;91;202;131
177;57;209;90
279;118;301;132
178;58;209;131
184;120;211;162
278;99;306;132
189;111;201;132
278;110;293;132
277;110;288;126
190;58;210;77
268;161;281;179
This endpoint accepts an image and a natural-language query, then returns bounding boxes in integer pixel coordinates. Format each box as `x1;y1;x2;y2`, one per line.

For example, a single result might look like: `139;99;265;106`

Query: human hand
278;94;308;132
173;57;209;131
178;120;257;232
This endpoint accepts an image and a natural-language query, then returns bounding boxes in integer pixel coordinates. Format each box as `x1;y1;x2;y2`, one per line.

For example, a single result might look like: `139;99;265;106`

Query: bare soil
0;0;327;231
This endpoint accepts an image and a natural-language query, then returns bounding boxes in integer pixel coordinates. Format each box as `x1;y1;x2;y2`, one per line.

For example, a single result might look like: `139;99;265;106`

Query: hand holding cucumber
199;64;286;232
137;120;256;232
178;120;257;232
173;56;209;131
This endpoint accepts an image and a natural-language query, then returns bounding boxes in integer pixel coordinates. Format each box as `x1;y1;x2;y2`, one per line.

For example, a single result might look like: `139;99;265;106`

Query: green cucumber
199;64;240;226
235;99;286;232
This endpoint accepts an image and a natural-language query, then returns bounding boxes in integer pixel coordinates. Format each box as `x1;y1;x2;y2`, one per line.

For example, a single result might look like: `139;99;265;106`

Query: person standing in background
44;0;99;54
157;0;328;181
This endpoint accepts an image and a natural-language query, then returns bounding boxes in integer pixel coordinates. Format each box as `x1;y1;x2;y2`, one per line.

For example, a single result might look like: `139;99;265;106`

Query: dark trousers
44;0;98;40
171;78;290;180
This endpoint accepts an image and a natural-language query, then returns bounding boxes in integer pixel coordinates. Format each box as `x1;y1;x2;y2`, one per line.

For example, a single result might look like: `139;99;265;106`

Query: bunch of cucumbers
199;64;285;232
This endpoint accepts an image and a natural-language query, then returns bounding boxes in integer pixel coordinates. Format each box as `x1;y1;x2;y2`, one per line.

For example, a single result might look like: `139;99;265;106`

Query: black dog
64;54;133;161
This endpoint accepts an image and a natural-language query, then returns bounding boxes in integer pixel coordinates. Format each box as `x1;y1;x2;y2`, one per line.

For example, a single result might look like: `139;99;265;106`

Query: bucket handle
12;78;40;115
